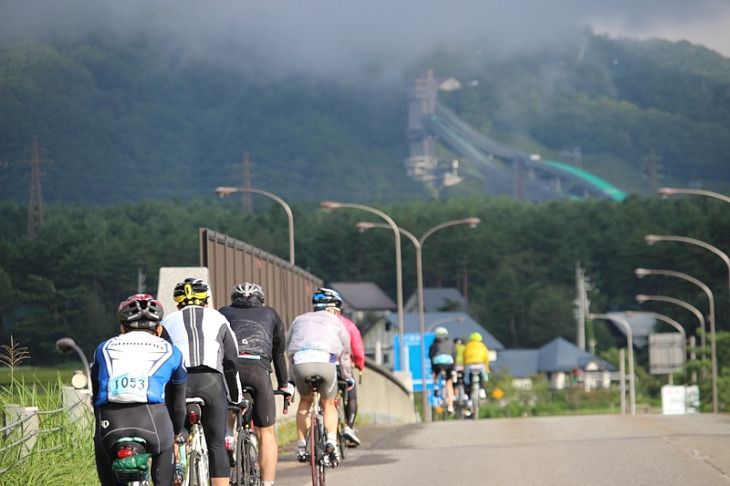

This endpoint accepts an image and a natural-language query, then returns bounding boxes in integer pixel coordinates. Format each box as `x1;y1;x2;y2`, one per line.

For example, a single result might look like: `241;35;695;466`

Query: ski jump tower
405;69;462;191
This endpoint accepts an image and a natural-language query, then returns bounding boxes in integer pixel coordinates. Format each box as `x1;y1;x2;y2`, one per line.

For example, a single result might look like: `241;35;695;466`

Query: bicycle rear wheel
308;410;320;486
243;432;261;486
470;383;480;419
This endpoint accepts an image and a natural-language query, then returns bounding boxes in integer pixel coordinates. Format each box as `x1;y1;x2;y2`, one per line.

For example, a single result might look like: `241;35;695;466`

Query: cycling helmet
173;278;210;307
312;288;343;310
118;294;164;330
434;326;449;337
470;332;483;342
231;282;265;305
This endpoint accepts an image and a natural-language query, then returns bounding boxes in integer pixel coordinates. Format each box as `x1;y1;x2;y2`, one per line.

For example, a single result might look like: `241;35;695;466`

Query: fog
2;0;729;78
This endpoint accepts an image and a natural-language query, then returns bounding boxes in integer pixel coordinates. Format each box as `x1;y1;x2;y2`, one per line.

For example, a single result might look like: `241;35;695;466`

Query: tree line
1;194;729;372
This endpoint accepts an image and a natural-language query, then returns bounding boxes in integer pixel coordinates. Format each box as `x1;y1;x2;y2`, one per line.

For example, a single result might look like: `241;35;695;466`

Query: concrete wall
276;359;418;426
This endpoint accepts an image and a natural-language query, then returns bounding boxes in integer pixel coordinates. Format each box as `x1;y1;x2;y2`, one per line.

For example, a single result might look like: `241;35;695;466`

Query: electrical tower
27;136;45;240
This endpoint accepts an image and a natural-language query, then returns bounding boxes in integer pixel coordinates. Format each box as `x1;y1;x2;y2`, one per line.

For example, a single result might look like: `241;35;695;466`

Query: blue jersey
93;331;187;406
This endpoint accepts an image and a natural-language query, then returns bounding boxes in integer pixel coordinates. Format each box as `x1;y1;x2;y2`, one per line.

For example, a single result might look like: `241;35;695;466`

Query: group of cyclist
91;278;363;486
428;327;490;415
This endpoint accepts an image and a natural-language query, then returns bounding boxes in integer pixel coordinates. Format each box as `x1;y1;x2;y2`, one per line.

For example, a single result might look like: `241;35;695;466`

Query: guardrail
0;387;91;475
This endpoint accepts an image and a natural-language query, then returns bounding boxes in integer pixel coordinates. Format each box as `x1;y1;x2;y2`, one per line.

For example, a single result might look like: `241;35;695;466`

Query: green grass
0;369;97;485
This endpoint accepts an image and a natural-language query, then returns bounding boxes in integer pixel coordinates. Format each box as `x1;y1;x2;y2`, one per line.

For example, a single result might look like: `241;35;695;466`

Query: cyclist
287;288;354;465
162;277;243;486
428;326;456;414
91;294;187;486
335;307;365;447
463;331;489;400
218;282;295;486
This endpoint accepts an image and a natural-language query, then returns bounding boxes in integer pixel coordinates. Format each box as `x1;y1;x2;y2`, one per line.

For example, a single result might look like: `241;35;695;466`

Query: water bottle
429;391;441;408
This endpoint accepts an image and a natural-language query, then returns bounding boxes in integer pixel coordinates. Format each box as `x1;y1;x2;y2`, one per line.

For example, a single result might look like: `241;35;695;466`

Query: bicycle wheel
316;418;327;486
456;384;468;420
243;432;261;486
308;410;321;486
336;400;348;459
470;383;480;419
231;424;244;486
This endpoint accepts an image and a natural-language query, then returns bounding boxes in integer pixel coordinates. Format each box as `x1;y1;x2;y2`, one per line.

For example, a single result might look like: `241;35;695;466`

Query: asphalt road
274;414;730;486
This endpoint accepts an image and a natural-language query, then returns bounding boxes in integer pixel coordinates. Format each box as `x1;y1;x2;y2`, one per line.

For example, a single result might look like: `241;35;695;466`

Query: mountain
1;31;729;205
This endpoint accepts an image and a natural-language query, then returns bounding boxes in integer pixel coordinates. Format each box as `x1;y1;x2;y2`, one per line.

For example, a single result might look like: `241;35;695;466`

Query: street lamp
635;268;718;413
625;310;687;358
356;218;479;422
215;186;295;265
636;294;705;356
588;313;635;415
658;187;730;204
645;234;730;325
320;201;406;371
56;337;91;391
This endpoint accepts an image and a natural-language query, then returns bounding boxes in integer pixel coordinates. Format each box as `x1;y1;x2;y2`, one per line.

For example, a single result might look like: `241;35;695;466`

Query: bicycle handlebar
273;389;290;414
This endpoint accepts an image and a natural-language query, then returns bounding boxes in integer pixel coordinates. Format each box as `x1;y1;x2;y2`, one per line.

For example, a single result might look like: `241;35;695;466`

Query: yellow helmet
173;278;210;307
469;332;483;342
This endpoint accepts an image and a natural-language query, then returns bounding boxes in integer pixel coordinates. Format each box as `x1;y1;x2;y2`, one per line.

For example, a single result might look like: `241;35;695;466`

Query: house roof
491;337;616;378
383;311;505;350
328;282;396;311
404;287;467;313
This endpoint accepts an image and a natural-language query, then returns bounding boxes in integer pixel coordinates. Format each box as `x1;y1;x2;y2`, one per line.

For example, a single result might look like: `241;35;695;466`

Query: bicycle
429;370;452;421
111;436;151;485
452;369;472;420
301;375;336;486
181;397;209;486
466;368;484;419
228;387;290;486
335;380;350;459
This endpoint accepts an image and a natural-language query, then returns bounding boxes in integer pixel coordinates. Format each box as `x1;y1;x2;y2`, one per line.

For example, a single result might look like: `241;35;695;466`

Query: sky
1;0;729;78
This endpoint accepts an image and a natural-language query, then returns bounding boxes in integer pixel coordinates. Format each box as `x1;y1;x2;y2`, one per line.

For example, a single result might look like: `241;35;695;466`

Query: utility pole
575;262;596;352
27;136;45;240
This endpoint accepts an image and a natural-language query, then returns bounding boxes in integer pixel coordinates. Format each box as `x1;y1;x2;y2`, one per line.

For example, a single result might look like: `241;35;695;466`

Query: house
492;337;615;391
404;287;468;313
328;281;396;323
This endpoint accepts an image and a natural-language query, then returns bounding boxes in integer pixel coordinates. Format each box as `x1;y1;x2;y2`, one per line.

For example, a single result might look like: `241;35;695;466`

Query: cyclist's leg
445;364;455;411
344;379;357;428
188;372;230;486
244;362;279;484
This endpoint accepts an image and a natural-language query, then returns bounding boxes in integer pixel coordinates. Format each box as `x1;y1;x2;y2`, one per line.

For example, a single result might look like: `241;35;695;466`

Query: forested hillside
2;30;730;205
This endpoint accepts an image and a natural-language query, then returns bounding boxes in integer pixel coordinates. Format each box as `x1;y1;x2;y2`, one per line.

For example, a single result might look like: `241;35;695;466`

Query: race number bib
109;373;149;403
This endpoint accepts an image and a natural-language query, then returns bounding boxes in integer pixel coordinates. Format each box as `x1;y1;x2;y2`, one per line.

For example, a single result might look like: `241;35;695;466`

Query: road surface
275;414;730;485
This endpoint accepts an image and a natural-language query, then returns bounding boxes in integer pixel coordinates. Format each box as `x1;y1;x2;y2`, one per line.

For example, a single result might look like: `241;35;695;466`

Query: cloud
2;0;729;78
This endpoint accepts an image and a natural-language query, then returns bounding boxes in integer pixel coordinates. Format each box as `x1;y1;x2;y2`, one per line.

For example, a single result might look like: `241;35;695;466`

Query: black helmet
231;282;265;306
118;294;164;330
312;288;342;311
173;278;210;307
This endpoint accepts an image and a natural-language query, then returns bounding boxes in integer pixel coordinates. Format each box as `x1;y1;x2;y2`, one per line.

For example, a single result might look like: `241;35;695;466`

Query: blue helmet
312;288;343;311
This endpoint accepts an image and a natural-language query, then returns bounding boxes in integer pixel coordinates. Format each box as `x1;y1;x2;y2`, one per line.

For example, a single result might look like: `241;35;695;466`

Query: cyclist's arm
167;381;187;435
271;310;290;387
221;322;244;403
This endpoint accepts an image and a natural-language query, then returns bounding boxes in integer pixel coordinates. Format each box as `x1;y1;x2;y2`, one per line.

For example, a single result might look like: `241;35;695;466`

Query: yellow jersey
463;340;489;370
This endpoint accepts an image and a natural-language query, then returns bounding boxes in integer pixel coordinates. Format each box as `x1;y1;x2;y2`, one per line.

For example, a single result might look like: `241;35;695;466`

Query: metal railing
0;387;91;475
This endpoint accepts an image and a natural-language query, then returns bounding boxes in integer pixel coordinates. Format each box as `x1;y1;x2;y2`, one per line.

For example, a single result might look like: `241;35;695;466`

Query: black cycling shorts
93;402;175;486
237;360;277;428
186;370;230;478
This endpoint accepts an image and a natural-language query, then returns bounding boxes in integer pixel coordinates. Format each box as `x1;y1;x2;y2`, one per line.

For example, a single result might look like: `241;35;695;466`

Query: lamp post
56;337;92;391
588;313;635;415
626;309;687;357
355;218;479;422
658;187;730;204
320;201;406;371
635;268;718;413
645;234;730;325
215;186;295;265
636;294;705;356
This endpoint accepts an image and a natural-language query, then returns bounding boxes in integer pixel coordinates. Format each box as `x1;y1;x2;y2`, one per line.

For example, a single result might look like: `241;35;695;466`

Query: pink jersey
339;315;365;370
